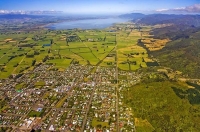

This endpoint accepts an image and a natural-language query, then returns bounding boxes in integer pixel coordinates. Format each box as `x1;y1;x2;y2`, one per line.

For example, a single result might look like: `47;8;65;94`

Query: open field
141;38;170;51
116;27;153;70
0;23;159;79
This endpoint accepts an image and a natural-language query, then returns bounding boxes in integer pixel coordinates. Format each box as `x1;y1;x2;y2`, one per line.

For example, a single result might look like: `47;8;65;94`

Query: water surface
47;18;130;30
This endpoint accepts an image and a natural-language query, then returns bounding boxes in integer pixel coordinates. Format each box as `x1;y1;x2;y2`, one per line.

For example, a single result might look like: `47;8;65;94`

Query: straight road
115;33;119;132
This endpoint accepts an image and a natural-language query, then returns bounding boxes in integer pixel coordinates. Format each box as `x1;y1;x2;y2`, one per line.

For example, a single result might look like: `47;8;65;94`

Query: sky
0;0;200;14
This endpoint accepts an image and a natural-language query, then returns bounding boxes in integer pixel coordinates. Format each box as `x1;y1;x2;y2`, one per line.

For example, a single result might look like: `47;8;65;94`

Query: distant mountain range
119;13;145;20
119;13;200;26
0;14;50;19
0;10;63;15
137;14;200;26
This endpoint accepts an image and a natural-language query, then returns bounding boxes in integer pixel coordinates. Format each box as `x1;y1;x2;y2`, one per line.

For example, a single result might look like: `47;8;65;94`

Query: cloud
156;4;200;13
184;4;200;12
156;9;169;12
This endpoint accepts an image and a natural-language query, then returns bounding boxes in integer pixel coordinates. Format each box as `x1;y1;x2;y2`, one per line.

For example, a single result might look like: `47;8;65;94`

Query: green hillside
152;31;200;78
123;81;200;131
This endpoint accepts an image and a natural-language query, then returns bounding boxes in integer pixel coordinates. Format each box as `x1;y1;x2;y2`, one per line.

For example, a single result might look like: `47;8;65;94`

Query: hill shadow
172;82;200;105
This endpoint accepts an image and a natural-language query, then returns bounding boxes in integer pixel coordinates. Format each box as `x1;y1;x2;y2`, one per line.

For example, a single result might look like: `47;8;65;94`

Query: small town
0;63;142;132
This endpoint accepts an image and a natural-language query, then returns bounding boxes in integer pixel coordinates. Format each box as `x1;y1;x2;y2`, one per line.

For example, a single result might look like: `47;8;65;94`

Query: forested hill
134;14;200;79
119;13;145;20
136;14;200;27
152;31;200;78
151;25;200;40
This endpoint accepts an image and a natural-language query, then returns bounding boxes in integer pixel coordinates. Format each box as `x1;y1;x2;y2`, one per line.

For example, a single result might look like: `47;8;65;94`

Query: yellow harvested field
144;58;154;62
141;31;152;37
118;45;146;53
9;41;16;43
4;38;12;41
142;38;170;51
129;31;141;37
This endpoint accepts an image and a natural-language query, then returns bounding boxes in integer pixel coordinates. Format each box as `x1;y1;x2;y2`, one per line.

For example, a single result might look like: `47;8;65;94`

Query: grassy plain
0;23;158;78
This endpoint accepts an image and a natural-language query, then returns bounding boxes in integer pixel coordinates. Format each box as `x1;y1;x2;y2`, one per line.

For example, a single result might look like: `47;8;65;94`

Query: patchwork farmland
0;23;157;79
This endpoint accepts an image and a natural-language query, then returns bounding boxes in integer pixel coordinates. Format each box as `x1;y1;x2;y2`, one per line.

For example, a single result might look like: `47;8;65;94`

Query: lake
47;18;130;30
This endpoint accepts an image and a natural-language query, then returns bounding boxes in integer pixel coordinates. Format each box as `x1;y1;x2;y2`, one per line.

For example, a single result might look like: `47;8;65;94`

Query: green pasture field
0;24;157;78
0;56;24;78
13;57;33;74
28;110;43;117
67;42;86;48
78;52;99;65
105;36;116;42
15;82;26;90
0;55;10;64
58;49;73;56
34;51;48;62
70;47;91;53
